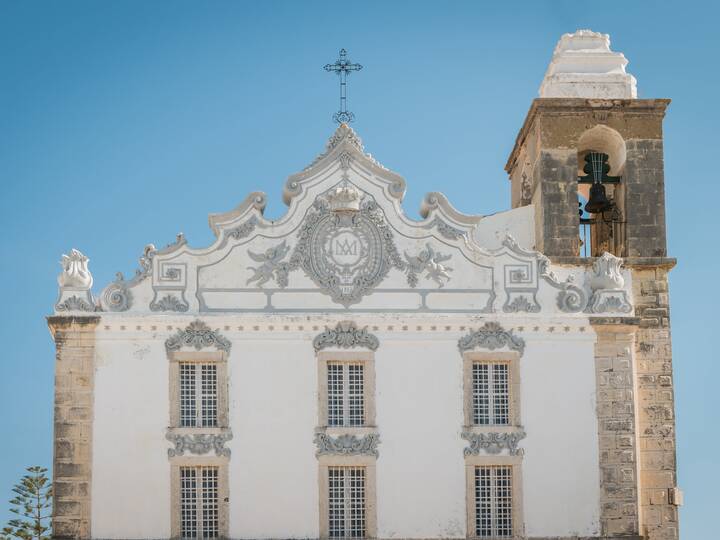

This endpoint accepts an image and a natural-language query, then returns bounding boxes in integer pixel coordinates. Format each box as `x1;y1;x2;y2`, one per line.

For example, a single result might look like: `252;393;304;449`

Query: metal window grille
201;365;218;428
328;363;344;427
328;466;366;538
348;364;364;427
180;363;197;427
472;363;509;426
180;466;219;539
327;362;365;427
475;466;513;538
179;362;218;428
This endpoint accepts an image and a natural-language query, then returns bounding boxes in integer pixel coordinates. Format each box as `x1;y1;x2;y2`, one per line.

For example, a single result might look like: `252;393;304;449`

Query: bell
584;182;612;214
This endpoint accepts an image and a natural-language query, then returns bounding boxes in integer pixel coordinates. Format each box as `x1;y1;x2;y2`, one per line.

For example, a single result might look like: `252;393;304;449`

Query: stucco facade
48;30;679;540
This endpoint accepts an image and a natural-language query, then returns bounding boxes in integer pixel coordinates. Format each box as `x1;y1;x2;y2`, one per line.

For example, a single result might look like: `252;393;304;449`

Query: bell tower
505;29;669;260
506;30;679;540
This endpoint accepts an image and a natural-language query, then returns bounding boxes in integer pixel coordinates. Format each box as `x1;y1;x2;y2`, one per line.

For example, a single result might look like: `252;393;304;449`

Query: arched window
577;126;627;257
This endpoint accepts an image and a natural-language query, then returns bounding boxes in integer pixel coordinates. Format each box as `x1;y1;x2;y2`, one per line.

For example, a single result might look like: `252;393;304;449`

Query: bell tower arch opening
577;125;627;257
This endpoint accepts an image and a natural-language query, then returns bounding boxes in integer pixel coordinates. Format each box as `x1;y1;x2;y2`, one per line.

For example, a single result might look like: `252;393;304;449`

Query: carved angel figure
246;240;291;287
58;249;93;289
404;243;453;287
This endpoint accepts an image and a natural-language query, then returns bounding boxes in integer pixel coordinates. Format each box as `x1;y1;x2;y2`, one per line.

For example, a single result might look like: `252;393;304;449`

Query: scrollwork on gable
150;294;189;313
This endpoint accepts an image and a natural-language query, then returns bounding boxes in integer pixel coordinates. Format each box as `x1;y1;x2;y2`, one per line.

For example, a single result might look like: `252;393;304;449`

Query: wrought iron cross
324;49;363;124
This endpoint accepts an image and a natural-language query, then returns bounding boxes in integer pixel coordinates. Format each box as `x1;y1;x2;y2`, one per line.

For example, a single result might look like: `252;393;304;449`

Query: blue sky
0;0;716;537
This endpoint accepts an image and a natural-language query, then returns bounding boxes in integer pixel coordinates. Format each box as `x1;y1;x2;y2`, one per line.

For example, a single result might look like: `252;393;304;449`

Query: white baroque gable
57;125;633;316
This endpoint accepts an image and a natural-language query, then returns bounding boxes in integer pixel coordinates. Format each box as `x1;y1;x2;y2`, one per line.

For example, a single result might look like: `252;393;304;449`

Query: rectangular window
327;362;365;427
180;363;218;428
472;363;509;425
474;466;513;538
328;466;366;539
180;466;219;539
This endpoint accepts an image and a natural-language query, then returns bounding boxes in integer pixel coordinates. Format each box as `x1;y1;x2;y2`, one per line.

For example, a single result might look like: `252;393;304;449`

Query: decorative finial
324;49;363;124
55;249;96;312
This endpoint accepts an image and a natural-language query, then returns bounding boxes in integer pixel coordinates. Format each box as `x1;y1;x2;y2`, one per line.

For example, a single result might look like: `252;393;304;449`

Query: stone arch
577;124;627;177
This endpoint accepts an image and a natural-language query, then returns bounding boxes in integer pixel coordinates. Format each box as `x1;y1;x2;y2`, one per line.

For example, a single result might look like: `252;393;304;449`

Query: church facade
48;31;680;540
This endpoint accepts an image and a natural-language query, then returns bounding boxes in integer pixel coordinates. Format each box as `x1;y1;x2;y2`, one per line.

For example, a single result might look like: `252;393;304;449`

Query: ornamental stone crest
165;320;232;353
314;432;380;457
458;322;525;355
313;321;379;352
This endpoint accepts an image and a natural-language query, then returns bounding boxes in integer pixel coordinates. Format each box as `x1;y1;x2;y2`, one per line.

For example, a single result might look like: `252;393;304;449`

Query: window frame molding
317;350;376;430
169;351;229;430
170;456;229;540
463;351;521;433
318;455;377;540
464;455;524;540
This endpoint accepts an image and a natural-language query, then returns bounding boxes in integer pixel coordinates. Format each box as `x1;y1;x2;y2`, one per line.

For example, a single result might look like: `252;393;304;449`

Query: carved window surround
318;455;377;540
170;456;229;540
317;350;377;430
464;455;524;539
462;351;522;436
168;351;229;430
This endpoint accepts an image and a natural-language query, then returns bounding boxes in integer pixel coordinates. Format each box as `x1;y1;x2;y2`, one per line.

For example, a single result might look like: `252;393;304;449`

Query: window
328;466;366;539
318;351;375;429
327;362;365;427
180;466;219;539
464;353;520;429
474;466;513;538
472;363;509;426
180;363;218;428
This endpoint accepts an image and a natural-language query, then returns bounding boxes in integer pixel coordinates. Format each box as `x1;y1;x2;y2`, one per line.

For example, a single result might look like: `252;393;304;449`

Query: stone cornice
589;316;641;328
549;256;677;270
505;97;671;175
47;315;102;337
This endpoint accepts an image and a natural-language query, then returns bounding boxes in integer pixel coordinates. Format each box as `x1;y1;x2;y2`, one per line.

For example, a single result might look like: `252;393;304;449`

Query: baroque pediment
56;125;634;316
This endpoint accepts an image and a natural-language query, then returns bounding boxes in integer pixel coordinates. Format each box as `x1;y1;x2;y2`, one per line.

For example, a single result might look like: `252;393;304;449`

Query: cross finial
324;49;363;124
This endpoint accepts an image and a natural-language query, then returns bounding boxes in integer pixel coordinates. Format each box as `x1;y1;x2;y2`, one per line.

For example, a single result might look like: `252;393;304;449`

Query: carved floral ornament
462;430;526;457
165;320;232;353
458;321;525;356
166;430;232;458
313;321;379;352
314;432;380;458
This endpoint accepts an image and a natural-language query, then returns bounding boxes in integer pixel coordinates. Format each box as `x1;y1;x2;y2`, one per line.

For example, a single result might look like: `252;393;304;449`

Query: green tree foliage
1;466;52;540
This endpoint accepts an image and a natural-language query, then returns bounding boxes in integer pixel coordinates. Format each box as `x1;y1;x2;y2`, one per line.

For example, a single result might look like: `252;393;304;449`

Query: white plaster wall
375;337;466;538
90;318;600;539
92;338;171;539
229;338;318;538
473;204;535;250
521;335;601;537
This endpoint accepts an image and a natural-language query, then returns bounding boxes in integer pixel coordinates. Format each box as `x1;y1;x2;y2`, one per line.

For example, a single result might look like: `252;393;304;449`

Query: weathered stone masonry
631;263;678;540
591;318;641;537
47;316;99;540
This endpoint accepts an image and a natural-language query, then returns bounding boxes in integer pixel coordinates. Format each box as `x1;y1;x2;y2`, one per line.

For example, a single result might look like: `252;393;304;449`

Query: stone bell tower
506;30;680;540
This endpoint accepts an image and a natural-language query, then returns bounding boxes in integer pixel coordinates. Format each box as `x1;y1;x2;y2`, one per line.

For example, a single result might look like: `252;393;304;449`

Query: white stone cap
539;29;637;99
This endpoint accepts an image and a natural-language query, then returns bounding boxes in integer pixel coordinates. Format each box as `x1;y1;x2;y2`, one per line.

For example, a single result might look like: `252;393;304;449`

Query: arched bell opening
577;126;627;257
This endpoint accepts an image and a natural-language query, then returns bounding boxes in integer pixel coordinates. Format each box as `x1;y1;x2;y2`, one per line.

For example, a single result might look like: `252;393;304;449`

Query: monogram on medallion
245;181;453;306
